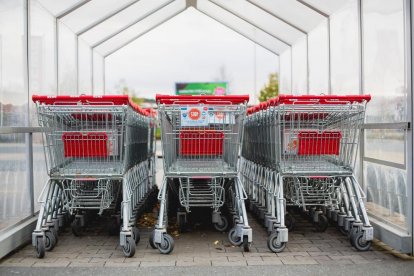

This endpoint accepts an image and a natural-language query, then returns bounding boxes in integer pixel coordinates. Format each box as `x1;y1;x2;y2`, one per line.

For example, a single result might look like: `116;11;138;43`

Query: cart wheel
349;227;359;247
149;230;157;249
228;228;242;246
315;214;329;232
51;226;59;243
285;213;296;232
44;230;56;251
243;236;251;252
122;236;136;257
132;227;140;245
214;216;229;232
267;232;287;253
157;234;174;254
35;236;45;258
71;218;82;237
352;232;372;251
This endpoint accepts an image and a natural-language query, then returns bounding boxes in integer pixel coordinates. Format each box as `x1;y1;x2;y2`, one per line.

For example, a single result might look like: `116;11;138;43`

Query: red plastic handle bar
32;95;150;117
156;94;249;105
269;94;371;106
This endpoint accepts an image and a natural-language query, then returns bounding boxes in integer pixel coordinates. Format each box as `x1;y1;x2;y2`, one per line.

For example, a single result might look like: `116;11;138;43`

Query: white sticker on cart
208;107;235;124
283;131;298;155
180;107;209;126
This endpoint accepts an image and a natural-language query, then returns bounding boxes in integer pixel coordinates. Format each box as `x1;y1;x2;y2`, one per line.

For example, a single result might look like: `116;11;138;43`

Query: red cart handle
156;94;249;105
269;94;371;106
32;95;150;117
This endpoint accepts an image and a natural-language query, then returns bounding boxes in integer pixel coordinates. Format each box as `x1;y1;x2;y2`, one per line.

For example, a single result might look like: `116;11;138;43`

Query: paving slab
0;211;400;270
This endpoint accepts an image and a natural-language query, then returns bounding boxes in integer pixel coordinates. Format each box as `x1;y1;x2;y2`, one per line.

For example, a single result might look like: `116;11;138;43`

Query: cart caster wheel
285;213;296;232
122;237;136;257
35;236;45;258
214;216;229;232
132;227;140;245
71;218;82;236
349;227;359;247
315;214;329;232
149;230;157;249
352;232;372;251
44;230;57;251
243;236;251;252
228;228;242;246
157;234;174;254
267;231;287;253
50;226;59;241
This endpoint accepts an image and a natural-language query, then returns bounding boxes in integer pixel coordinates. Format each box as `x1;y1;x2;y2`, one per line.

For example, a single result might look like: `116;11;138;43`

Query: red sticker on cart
188;108;201;120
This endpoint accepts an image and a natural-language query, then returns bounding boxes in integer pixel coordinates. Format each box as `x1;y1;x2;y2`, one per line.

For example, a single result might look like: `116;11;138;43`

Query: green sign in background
175;82;227;95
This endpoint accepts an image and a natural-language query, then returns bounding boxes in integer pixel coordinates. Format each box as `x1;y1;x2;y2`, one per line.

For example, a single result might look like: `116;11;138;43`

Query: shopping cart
31;95;155;258
241;95;373;252
152;94;252;254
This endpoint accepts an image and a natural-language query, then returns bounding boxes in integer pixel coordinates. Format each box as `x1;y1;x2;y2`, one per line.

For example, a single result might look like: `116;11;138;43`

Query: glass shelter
0;0;412;257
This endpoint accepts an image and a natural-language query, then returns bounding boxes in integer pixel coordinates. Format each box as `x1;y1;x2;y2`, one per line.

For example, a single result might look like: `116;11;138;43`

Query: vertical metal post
76;36;79;95
358;0;364;96
253;43;257;100
278;53;281;94
306;34;310;94
91;49;94;95
327;17;332;95
290;47;293;94
357;0;365;191
24;0;34;216
405;0;413;255
103;56;106;95
56;18;59;95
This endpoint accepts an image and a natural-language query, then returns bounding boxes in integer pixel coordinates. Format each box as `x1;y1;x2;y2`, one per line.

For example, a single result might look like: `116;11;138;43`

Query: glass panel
209;0;305;45
78;39;92;93
300;0;348;15
330;0;359;94
37;0;85;17
81;0;172;46
365;129;405;165
254;46;279;105
29;1;55;210
61;0;135;34
95;0;187;56
308;21;328;93
364;161;408;231
196;0;288;56
0;134;30;231
291;37;307;95
58;23;77;95
363;0;406;123
0;0;27;127
249;0;324;33
105;8;278;101
93;52;104;95
30;0;57;126
279;49;292;94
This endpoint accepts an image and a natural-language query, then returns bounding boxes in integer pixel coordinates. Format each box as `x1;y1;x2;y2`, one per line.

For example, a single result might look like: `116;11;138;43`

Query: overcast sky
105;7;279;105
